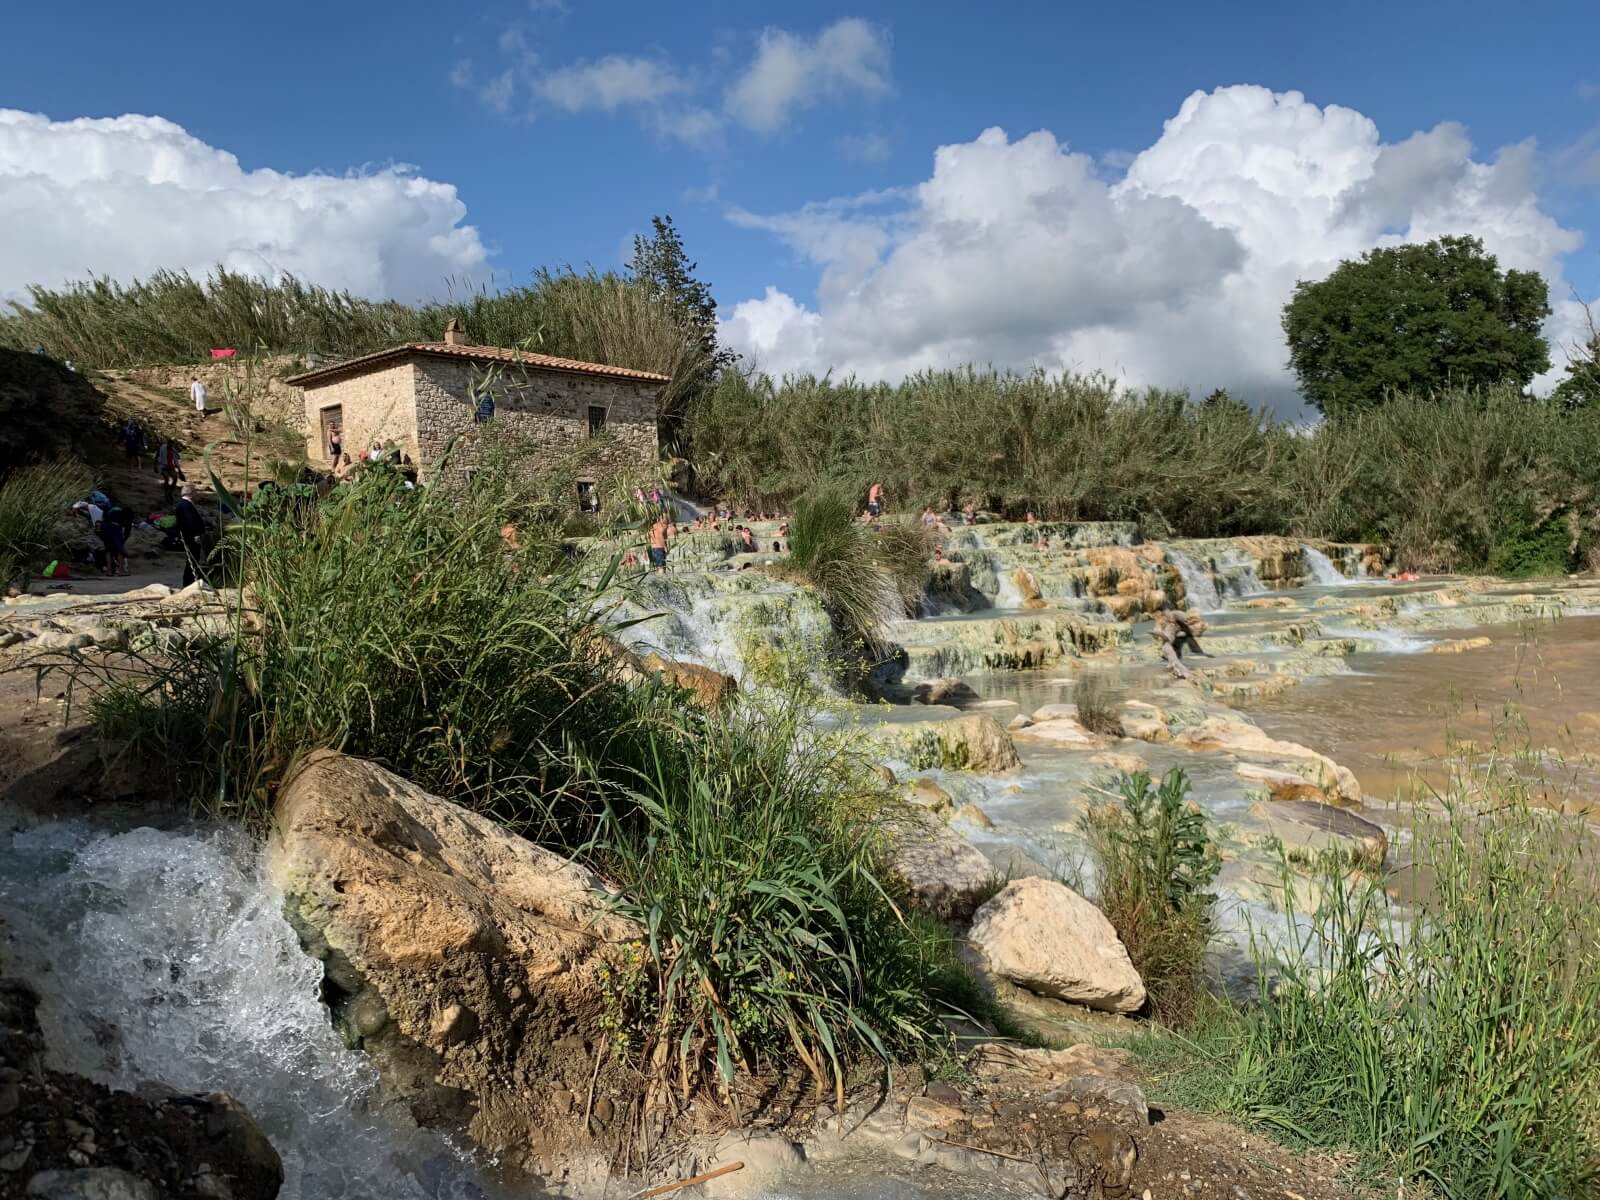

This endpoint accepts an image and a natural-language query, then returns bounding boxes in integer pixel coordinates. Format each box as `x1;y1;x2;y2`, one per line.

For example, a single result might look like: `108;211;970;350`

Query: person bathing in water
649;512;673;574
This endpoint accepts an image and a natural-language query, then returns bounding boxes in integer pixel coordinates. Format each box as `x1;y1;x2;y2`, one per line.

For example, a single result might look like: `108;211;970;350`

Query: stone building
287;321;665;505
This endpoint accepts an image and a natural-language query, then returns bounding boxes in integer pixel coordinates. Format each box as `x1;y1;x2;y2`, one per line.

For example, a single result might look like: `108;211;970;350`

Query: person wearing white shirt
190;377;207;414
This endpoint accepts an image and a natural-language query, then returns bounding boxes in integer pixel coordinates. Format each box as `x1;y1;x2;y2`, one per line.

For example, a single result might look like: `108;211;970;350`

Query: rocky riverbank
2;519;1594;1198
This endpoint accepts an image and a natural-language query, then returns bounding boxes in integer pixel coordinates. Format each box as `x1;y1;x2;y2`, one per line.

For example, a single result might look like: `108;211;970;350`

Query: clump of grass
1204;799;1600;1198
82;465;653;833
0;460;93;586
1073;671;1125;737
597;693;972;1097
1081;769;1219;1025
783;488;928;653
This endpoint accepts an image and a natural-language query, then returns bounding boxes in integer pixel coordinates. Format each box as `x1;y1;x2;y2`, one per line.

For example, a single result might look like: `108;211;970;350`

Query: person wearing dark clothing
174;487;209;587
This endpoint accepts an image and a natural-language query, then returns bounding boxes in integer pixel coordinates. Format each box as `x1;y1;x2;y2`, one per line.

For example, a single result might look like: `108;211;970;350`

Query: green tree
1552;304;1599;410
1282;235;1551;416
628;215;737;374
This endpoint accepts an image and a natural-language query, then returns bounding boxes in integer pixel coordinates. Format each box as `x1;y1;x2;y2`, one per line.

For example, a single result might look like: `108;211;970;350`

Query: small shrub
783;488;909;652
1487;505;1573;578
1081;769;1219;1025
1073;671;1125;737
596;694;964;1096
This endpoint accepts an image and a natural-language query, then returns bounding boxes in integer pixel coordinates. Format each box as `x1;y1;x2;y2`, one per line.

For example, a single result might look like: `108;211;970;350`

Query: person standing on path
174;486;209;587
867;481;884;519
648;512;673;574
190;376;208;415
155;441;183;504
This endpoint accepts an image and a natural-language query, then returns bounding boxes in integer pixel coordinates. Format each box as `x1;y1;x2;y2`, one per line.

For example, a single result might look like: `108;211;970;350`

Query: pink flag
210;347;237;359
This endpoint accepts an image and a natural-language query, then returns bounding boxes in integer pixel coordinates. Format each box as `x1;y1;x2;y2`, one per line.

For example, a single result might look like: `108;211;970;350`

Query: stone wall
412;358;659;495
298;361;421;466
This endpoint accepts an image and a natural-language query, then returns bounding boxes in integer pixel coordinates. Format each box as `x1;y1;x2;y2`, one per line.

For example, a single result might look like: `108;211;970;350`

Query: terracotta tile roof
285;342;670;387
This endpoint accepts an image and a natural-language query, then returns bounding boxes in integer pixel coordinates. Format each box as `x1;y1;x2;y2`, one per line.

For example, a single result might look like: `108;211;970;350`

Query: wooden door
319;404;343;461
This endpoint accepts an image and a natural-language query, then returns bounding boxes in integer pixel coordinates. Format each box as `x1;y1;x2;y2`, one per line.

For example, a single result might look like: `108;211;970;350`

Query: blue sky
2;0;1597;406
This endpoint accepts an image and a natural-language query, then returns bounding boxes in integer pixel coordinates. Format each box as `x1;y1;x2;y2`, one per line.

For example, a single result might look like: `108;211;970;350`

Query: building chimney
443;318;467;346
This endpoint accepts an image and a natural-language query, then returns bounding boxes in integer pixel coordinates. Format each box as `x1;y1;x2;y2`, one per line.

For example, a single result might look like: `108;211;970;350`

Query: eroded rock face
0;977;282;1200
1248;799;1388;869
967;878;1146;1014
877;714;1022;774
267;751;640;1178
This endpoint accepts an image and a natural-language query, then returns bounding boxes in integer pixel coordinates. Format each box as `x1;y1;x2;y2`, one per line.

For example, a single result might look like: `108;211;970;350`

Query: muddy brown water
1244;613;1600;812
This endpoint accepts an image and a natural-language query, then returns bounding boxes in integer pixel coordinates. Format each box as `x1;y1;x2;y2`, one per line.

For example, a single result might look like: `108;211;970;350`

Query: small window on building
587;405;607;437
475;393;496;423
576;480;599;513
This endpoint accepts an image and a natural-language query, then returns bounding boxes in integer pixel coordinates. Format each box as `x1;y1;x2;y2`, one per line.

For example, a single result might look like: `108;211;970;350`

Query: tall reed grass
691;370;1600;572
0;460;94;586
1;267;715;441
1135;792;1600;1199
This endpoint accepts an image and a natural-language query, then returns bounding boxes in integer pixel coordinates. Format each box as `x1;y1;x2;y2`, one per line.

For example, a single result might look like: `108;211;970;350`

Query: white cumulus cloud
725;18;891;134
721;85;1589;411
0;109;489;304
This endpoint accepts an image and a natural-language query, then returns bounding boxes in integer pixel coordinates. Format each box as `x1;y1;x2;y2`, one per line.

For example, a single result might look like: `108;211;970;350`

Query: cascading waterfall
620;573;834;684
0;822;502;1200
1301;544;1352;586
990;553;1026;609
1216;550;1267;599
1166;549;1223;611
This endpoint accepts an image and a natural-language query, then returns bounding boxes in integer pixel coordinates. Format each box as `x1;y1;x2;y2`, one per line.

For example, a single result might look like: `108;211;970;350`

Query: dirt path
90;369;303;510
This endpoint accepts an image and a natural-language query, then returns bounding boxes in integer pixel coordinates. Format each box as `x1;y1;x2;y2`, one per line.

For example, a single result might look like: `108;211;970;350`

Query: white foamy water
986;551;1026;609
0;822;500;1200
1317;624;1429;654
1167;549;1223;611
1301;545;1352;586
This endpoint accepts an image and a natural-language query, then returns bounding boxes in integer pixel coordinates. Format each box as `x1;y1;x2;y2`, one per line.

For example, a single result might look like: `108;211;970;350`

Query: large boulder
967;878;1145;1014
877;714;1022;774
1249;799;1388;869
638;652;738;710
1175;716;1361;804
885;817;995;921
267;752;640;1178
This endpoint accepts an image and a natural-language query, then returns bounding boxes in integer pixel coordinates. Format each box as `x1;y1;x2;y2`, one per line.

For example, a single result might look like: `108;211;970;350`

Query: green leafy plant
1081;769;1219;1025
594;693;966;1100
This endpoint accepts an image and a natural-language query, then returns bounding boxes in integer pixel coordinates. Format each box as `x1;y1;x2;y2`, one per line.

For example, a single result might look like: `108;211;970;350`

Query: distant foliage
1282;235;1551;416
0;262;715;441
691;367;1291;536
694;369;1600;575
